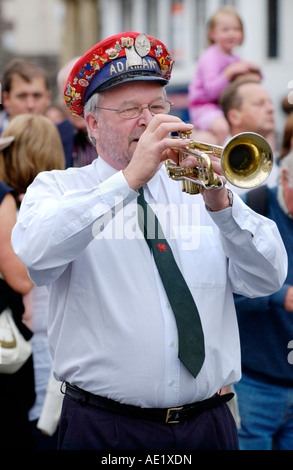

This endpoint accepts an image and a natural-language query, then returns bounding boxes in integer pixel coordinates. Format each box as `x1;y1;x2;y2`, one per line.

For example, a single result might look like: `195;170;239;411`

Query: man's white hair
83;93;102;146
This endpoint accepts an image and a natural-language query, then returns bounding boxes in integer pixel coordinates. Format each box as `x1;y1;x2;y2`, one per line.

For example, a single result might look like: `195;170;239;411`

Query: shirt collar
145;166;161;201
95;156;120;182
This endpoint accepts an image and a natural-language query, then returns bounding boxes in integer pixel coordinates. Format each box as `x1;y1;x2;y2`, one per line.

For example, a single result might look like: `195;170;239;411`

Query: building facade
0;0;292;139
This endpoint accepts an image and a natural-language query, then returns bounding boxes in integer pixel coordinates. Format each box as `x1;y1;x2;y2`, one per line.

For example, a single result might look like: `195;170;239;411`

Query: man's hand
284;286;293;312
123;114;193;190
173;150;231;211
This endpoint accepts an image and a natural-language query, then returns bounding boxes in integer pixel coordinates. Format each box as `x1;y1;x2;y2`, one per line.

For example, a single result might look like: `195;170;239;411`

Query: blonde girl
188;6;261;145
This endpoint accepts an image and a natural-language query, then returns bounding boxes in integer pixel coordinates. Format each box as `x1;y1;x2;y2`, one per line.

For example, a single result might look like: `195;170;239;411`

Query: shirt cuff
98;170;138;207
206;191;256;234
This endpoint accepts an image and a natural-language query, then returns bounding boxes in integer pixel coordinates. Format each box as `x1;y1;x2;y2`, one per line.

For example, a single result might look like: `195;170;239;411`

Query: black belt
64;382;234;424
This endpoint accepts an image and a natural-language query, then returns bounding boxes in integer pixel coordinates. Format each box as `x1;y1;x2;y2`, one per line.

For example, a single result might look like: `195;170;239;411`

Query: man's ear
84;112;99;142
282;168;289;188
2;91;10;109
227;109;241;127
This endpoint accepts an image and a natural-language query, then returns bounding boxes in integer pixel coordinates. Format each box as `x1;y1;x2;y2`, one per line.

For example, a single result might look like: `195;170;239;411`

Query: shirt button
168;380;174;386
169;341;175;347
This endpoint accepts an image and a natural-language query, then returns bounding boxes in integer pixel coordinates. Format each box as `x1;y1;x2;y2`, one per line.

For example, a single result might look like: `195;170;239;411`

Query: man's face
234;83;275;137
3;74;51;119
92;81;166;170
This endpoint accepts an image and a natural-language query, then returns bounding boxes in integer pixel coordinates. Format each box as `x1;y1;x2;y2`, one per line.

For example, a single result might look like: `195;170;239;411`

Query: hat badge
121;34;151;67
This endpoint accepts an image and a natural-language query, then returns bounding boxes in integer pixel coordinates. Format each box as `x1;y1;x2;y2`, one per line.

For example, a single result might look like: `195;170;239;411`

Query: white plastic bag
0;308;32;374
37;370;64;435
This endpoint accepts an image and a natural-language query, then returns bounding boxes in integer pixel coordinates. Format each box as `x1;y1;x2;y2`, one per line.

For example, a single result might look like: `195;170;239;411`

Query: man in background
0;58;51;132
220;77;278;192
53;57;97;168
12;31;287;450
233;151;293;450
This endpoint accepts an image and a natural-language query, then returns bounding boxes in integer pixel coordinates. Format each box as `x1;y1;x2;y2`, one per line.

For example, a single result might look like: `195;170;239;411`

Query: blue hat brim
84;56;168;102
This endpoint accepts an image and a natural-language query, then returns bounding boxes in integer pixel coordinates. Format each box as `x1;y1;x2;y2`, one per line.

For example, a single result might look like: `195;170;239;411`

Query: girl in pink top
188;6;261;145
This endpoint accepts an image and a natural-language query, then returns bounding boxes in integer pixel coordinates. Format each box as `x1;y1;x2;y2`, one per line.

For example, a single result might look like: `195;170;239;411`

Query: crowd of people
0;5;292;452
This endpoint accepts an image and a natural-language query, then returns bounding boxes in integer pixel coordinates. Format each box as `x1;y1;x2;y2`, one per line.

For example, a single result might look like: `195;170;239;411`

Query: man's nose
137;106;153;125
266;101;274;113
25;96;36;111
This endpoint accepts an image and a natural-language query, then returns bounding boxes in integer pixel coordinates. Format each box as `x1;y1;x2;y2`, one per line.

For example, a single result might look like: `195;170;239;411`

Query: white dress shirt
12;157;287;408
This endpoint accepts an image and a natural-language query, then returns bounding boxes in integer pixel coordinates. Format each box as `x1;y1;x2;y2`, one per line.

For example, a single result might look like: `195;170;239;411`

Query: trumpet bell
222;132;273;189
166;130;273;194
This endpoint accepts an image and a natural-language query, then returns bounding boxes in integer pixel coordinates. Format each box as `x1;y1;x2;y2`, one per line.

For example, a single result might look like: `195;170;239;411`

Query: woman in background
0;114;64;449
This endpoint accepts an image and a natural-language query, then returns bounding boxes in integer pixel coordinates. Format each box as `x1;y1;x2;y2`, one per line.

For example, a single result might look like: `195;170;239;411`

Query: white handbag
0;307;32;374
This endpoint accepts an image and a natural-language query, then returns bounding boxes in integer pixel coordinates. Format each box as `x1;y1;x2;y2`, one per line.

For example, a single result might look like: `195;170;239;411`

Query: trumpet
165;131;273;194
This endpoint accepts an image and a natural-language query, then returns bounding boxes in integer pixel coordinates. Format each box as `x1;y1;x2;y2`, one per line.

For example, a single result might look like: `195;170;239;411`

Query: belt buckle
165;406;183;424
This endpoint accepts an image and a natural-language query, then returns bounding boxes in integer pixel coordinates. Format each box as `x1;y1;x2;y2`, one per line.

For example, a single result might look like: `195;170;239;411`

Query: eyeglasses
95;100;173;119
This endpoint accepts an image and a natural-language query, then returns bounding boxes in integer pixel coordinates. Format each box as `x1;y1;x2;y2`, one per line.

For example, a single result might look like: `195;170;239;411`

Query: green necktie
137;187;205;378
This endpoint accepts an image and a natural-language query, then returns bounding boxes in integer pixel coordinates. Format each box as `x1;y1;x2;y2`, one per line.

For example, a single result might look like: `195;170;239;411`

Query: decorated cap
64;31;174;117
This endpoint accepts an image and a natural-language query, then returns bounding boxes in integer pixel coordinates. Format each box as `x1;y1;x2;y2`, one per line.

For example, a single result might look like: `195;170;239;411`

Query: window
267;0;278;57
122;0;133;31
147;0;158;38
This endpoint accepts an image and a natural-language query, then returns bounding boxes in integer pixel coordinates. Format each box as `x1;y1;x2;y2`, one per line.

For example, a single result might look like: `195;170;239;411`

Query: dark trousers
58;394;239;450
0;356;36;450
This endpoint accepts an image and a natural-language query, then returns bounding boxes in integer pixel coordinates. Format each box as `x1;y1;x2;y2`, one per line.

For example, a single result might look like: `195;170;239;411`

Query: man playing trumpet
12;31;287;451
